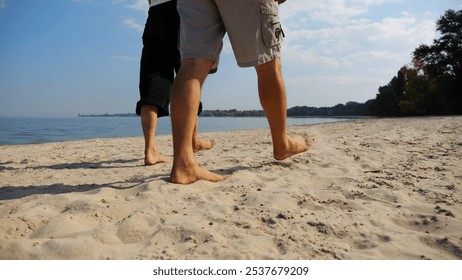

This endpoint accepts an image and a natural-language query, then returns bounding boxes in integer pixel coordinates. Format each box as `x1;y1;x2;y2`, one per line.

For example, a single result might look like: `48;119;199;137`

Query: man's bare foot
193;139;215;153
274;135;310;160
170;163;224;184
144;150;168;166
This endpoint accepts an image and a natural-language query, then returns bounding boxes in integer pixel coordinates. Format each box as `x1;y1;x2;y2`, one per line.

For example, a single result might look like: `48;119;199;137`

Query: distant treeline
78;113;137;117
78;103;368;118
201;109;264;117
201;102;369;117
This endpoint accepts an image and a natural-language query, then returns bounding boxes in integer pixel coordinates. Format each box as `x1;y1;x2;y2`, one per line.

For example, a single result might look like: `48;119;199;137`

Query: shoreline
1;116;461;259
0;116;356;146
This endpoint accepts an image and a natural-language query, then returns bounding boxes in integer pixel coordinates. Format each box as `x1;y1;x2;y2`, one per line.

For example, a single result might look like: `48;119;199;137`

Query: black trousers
136;1;180;117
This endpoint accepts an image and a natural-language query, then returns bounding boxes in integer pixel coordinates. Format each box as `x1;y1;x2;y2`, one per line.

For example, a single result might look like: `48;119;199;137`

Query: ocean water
0;117;353;145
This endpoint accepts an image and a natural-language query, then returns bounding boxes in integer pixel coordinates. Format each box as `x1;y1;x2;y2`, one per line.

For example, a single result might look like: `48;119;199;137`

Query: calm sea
0;117;353;145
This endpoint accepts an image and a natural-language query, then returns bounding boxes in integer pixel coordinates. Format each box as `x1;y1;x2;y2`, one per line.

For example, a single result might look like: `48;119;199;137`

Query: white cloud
279;0;401;26
0;0;6;8
102;0;147;11
280;0;367;26
122;18;144;32
283;44;343;68
118;1;147;34
349;0;402;6
127;0;147;11
286;74;385;106
281;8;437;70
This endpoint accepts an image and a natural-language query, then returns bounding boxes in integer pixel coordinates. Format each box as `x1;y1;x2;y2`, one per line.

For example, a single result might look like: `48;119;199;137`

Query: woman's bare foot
193;139;215;153
273;135;310;160
170;162;224;184
144;150;169;166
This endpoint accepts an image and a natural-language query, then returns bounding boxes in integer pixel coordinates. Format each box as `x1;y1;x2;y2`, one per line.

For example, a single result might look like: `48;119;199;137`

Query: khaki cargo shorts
177;0;284;68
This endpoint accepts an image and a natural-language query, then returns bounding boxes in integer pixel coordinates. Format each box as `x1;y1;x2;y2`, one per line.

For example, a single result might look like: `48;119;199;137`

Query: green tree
413;9;462;114
370;70;406;117
399;63;434;115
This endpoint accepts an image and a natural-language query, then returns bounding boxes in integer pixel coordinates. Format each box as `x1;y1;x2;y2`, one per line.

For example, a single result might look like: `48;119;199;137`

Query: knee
180;58;214;77
255;58;282;78
140;105;158;119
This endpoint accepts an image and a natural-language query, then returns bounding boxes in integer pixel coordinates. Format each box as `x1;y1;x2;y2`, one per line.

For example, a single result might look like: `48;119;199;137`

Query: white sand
0;116;461;259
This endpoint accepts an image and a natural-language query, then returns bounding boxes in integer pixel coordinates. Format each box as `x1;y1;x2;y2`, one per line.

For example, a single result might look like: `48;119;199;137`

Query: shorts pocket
260;0;284;47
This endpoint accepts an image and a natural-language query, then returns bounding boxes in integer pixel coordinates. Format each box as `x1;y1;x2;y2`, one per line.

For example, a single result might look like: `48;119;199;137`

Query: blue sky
1;0;461;117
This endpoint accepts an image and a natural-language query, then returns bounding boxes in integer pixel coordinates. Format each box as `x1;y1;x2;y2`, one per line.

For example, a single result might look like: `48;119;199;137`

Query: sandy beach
0;116;461;260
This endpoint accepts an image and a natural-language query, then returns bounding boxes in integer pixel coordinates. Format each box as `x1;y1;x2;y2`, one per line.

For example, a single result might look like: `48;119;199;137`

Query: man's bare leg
140;105;168;165
170;59;224;184
255;58;309;160
192;117;215;152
